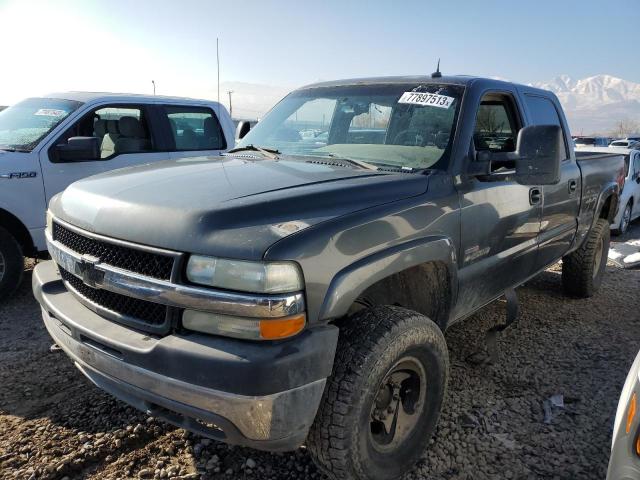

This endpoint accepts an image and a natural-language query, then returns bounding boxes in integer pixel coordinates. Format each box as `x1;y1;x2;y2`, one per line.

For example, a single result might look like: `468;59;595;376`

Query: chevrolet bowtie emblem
76;255;104;288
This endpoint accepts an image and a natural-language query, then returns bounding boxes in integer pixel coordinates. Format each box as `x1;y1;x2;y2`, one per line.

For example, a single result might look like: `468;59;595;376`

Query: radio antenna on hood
431;59;442;78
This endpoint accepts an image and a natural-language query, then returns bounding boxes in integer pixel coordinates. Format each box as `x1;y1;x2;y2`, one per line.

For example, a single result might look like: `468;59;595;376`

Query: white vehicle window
0;97;82;152
51;105;153;162
164;106;226;151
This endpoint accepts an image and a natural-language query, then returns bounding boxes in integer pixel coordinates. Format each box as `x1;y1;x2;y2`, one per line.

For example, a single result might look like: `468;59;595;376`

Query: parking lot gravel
1;241;639;479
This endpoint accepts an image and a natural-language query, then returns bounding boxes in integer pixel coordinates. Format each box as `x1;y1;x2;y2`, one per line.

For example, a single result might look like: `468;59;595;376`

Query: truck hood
51;155;429;259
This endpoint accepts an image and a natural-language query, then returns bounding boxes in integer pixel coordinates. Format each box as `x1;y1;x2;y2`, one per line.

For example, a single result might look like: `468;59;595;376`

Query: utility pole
151;80;156;95
227;90;233;117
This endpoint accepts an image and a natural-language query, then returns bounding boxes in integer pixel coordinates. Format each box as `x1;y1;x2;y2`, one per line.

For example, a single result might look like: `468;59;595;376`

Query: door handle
529;188;542;205
568;179;578;193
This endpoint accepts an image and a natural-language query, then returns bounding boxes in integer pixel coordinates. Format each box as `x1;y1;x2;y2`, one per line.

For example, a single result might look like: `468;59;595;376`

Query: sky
1;0;640;108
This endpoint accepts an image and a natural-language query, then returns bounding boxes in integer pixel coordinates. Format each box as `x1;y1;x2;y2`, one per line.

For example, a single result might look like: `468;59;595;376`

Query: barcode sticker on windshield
34;109;66;117
398;92;454;109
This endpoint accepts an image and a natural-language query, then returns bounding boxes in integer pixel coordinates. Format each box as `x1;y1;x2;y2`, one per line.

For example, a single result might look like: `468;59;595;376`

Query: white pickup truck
0;92;235;299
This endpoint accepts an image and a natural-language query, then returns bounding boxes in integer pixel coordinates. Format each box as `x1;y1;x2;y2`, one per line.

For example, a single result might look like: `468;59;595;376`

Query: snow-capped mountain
532;75;640;134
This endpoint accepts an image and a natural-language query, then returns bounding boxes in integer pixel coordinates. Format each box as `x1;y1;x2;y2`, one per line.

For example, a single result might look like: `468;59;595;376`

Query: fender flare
593;182;619;228
318;236;458;323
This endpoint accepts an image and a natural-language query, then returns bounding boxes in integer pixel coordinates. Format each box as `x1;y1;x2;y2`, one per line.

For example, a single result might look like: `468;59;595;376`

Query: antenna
216;38;220;108
431;59;442;78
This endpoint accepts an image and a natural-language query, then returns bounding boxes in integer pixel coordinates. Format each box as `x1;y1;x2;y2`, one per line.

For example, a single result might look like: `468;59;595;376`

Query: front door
39;104;168;205
455;92;541;319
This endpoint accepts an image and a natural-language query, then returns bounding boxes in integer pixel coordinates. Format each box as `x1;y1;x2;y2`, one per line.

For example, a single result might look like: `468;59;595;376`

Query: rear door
39;103;169;205
455;91;542;318
522;94;580;269
158;105;229;160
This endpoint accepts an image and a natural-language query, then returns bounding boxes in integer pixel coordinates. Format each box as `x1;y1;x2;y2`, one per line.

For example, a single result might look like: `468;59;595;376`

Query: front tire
307;306;448;480
0;226;24;301
562;218;610;298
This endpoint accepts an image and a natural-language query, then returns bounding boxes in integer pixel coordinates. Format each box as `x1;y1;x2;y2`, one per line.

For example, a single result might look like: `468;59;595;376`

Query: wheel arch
318;236;457;330
0;208;34;257
596;186;620;225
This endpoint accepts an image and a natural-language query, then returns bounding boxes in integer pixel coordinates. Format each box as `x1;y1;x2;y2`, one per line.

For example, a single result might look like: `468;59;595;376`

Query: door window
164;106;226;151
51;105;153;162
524;95;568;159
473;96;519;153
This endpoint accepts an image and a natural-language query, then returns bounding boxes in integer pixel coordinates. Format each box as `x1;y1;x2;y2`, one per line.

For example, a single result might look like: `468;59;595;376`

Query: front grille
53;222;175;280
59;267;168;328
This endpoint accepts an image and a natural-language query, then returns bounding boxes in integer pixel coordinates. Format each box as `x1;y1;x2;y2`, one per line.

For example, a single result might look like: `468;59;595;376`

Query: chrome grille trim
46;227;305;319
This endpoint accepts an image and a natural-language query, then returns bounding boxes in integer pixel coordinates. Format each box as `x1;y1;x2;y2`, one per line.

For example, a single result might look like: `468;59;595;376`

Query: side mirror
236;121;252;140
56;136;99;161
514;125;563;185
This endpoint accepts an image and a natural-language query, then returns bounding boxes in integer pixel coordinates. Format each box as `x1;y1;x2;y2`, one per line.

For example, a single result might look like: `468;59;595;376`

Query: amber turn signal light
260;314;306;340
627;392;637;435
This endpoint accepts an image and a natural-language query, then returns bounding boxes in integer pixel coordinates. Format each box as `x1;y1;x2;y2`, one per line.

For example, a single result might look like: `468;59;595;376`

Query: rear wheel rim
621;205;631;232
0;249;5;282
369;356;427;453
593;236;604;279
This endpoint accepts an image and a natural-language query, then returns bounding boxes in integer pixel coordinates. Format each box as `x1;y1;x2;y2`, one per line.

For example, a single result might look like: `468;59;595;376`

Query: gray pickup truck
34;75;624;480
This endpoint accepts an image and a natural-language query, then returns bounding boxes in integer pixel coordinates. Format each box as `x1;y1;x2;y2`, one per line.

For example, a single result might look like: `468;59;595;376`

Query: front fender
318;236;457;322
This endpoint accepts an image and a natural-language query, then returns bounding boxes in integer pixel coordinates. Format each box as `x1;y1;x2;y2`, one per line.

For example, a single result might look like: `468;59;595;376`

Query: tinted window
165;106;226;151
474;98;519;153
524;95;568;158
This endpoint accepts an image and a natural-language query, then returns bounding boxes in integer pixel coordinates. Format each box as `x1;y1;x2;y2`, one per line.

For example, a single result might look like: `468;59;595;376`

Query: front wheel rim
369;356;427;452
593;236;604;279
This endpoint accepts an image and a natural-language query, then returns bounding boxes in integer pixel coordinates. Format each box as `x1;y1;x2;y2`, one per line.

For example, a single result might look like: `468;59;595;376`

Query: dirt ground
1;233;639;479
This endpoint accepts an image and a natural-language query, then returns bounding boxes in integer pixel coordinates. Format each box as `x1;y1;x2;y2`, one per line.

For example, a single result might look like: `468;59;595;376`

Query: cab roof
41;91;221;106
298;75;543;93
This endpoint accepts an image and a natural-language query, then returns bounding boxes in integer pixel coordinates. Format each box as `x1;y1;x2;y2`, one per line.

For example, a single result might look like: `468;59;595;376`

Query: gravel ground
1;254;639;480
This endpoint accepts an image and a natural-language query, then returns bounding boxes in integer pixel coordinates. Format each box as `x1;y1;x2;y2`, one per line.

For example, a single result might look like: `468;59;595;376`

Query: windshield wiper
325;154;379;171
227;144;280;160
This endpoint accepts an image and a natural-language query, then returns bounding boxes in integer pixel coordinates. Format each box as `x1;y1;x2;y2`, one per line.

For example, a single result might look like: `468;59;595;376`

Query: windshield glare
0;98;82;152
238;84;463;170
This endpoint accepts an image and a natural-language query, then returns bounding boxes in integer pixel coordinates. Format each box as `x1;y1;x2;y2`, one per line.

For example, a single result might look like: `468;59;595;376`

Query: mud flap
466;288;519;365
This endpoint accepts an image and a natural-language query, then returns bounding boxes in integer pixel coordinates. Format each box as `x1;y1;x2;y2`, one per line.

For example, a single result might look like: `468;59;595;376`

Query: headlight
182;310;306;340
46;210;53;235
186;255;304;293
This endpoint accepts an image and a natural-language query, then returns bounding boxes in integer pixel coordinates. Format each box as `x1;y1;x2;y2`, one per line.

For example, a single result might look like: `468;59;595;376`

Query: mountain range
223;75;640;135
531;75;640;134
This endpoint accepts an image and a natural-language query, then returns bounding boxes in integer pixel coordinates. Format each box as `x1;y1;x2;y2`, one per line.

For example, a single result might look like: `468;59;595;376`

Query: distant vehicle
0;92;235;299
610;139;640;149
580;147;640;234
607;349;640;479
575;136;609;147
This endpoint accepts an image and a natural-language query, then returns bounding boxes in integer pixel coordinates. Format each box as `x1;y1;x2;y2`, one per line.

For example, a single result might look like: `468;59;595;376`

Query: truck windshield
237;83;464;170
0;98;82;152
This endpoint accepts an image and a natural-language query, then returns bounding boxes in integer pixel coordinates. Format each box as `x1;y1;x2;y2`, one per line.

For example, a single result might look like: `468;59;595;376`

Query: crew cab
33;76;624;480
0;93;234;299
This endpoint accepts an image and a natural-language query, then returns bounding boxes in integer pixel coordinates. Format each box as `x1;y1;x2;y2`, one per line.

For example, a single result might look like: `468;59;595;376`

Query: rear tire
562;218;610;298
612;201;632;236
306;306;448;480
0;226;24;301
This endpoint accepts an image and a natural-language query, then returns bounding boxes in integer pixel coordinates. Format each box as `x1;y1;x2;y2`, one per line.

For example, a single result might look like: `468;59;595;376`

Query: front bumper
33;261;338;451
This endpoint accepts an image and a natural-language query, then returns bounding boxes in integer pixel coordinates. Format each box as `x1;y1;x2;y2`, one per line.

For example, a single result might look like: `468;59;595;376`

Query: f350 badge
0;171;37;179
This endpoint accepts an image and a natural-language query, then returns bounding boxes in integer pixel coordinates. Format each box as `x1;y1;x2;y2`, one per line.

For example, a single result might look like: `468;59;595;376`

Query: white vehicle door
38;103;169;205
160;105;230;160
631;151;640;220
